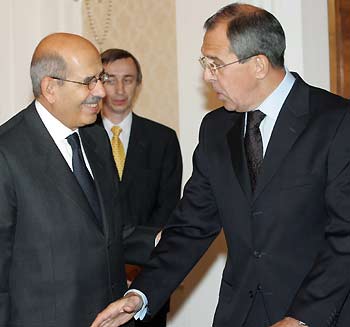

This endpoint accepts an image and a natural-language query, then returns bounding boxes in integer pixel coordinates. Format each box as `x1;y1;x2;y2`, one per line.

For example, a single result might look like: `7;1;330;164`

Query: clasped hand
90;293;143;327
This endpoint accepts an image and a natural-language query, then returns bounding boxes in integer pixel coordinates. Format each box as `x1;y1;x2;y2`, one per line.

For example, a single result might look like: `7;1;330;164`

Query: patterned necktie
244;110;266;192
111;126;126;180
66;132;102;225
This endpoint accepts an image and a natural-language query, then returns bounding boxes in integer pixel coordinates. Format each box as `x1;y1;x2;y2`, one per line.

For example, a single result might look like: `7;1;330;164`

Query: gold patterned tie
111;126;126;180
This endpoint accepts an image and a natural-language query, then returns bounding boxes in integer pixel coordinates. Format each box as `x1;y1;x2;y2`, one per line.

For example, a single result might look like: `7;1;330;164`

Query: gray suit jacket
0;102;154;327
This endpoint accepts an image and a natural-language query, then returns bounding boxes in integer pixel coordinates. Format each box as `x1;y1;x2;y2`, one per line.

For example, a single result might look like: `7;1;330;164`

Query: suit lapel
253;76;311;200
122;113;147;186
24;104;105;235
80;127;117;237
226;112;252;201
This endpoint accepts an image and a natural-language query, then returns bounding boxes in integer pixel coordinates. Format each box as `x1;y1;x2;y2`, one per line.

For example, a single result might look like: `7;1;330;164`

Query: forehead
201;22;233;58
103;57;137;76
68;49;102;77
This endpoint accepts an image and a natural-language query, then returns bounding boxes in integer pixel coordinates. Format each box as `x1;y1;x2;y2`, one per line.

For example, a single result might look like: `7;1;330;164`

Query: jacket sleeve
130;116;222;316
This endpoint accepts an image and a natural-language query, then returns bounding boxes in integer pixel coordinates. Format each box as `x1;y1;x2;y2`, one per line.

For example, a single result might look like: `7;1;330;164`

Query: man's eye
83;76;95;84
106;78;117;85
124;78;134;84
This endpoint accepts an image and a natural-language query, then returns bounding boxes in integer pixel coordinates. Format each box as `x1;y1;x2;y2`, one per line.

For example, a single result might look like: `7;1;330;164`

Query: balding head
30;33;106;130
30;33;100;98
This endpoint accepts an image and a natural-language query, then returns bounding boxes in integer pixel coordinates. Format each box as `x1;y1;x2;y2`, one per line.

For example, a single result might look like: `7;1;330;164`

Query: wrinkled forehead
66;48;103;77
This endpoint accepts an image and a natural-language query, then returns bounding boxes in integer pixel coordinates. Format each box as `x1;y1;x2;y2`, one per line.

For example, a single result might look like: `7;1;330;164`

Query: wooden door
328;0;350;98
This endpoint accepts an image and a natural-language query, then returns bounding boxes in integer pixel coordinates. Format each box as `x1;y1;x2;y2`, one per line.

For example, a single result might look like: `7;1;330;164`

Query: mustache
82;96;103;105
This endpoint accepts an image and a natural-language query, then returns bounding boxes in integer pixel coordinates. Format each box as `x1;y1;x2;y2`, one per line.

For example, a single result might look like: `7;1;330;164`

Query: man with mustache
0;33;156;327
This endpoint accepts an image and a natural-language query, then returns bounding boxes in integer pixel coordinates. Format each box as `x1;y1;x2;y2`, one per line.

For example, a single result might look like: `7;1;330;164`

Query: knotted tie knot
111;125;122;138
246;110;266;131
66;131;80;150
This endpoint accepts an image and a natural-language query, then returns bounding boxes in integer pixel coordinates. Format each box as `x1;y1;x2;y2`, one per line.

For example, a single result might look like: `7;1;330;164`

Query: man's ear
40;76;57;104
254;54;269;80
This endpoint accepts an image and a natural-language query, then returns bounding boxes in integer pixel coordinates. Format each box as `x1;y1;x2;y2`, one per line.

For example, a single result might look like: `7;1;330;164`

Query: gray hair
30;52;67;97
204;3;285;68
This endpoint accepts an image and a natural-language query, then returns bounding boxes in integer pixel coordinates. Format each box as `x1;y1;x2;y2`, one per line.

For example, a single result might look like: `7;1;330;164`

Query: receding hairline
32;32;99;64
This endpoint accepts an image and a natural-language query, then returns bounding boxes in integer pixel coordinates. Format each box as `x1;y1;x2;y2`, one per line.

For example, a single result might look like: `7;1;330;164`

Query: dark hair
101;48;142;84
30;52;67;98
204;3;285;68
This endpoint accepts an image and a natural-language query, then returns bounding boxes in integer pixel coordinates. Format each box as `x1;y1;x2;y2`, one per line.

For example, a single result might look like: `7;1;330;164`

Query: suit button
252;211;263;217
253;250;262;258
249;290;254;298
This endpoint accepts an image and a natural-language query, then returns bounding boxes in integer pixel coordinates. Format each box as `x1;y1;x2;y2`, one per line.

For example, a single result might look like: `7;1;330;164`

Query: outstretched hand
90;293;143;327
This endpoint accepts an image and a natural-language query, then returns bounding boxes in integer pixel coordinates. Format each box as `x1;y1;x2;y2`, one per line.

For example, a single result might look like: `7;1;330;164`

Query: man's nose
115;80;125;94
92;80;106;98
203;67;216;82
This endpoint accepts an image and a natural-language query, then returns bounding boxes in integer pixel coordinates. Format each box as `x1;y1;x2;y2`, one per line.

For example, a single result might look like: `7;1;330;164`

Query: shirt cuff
125;289;149;320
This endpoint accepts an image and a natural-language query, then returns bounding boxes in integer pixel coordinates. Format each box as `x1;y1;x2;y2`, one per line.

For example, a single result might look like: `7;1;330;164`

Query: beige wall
0;0;82;124
82;0;179;133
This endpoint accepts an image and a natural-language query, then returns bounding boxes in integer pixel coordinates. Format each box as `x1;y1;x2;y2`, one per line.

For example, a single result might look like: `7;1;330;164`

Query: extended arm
92;116;221;326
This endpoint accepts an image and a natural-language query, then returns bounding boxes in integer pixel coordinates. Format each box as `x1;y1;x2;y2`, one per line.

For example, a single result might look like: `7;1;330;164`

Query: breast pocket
280;172;319;190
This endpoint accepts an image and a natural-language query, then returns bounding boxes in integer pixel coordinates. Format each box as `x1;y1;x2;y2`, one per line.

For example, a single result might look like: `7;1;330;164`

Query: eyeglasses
50;72;110;90
199;54;256;75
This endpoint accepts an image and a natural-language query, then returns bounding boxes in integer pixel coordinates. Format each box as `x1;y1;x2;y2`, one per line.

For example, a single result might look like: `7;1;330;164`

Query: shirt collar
258;69;295;119
102;111;133;138
35;100;77;142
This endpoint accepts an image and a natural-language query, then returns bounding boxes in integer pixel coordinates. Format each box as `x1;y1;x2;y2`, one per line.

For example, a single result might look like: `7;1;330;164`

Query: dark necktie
66;132;102;224
244;110;266;192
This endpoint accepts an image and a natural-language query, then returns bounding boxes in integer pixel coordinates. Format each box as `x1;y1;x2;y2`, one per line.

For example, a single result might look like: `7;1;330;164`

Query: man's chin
111;106;131;115
82;113;99;126
223;103;238;112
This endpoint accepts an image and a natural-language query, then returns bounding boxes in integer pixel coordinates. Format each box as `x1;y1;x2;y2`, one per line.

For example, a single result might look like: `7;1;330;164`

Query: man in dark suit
91;3;350;327
99;49;182;327
0;33;156;327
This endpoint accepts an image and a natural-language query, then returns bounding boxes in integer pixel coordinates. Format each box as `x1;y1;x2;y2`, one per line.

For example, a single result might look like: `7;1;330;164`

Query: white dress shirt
35;100;94;177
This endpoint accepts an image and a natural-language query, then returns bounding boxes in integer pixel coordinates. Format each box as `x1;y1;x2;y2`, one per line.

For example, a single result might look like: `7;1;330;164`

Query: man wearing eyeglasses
92;3;350;327
0;33;157;327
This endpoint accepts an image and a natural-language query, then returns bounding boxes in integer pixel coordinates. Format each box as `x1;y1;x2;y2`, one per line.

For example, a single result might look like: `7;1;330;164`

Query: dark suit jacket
0;102;154;327
131;74;350;327
99;113;182;264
